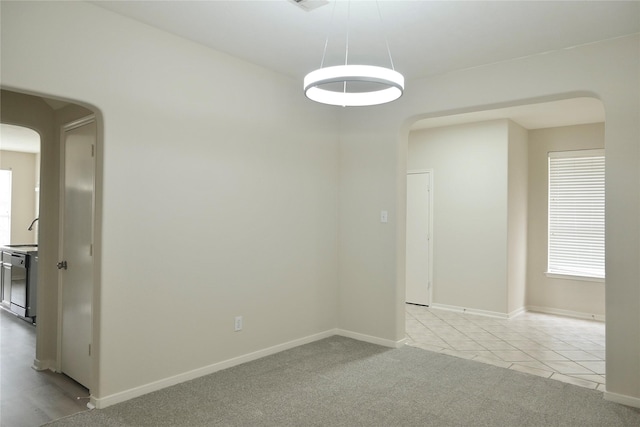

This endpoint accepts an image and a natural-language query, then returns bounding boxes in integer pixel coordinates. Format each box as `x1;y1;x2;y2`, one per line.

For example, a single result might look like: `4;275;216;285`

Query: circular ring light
304;65;404;107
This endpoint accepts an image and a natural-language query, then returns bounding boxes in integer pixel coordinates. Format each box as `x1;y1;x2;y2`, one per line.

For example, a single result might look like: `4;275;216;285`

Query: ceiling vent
290;0;329;12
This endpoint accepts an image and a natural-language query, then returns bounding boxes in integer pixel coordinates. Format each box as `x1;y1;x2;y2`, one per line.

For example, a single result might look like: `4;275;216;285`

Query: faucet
27;217;39;231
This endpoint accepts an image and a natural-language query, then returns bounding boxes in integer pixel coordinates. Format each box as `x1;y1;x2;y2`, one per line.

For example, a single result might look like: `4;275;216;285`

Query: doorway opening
1;88;100;408
404;97;606;391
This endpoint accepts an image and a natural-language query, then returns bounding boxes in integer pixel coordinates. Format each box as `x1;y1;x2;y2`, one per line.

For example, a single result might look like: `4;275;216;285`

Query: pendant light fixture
304;0;404;107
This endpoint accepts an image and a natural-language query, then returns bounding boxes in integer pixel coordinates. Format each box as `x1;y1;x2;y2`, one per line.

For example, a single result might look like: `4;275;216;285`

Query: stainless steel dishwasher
1;246;38;323
9;252;29;317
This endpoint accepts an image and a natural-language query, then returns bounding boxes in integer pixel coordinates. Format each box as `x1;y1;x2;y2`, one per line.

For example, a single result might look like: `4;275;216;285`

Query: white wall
337;34;639;404
408;120;509;314
407;119;527;316
527;123;605;317
337;125;402;340
1;1;340;405
0;150;37;244
507;121;528;315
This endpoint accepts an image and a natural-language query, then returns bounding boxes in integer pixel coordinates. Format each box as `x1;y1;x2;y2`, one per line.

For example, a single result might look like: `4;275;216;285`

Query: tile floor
0;308;89;427
405;304;606;391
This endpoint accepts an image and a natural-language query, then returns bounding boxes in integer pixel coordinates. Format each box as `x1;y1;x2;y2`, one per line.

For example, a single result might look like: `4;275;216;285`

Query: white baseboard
430;303;512;319
604;390;640;409
526;305;605;322
508;307;527;319
32;358;55;371
92;329;336;409
429;303;604;322
335;329;406;348
91;327;405;409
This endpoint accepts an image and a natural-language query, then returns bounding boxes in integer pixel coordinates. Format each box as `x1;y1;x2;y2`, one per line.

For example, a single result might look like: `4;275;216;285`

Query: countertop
1;245;38;254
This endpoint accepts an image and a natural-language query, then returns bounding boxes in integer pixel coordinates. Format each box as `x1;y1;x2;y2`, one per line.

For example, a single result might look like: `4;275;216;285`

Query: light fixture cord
319;0;338;68
344;0;351;66
343;0;351;97
375;0;396;70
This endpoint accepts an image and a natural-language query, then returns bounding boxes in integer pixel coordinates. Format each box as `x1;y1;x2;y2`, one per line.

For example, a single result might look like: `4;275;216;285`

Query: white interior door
60;117;95;388
406;172;432;306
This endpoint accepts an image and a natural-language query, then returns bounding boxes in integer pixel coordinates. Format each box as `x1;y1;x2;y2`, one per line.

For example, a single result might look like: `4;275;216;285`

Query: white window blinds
548;150;605;279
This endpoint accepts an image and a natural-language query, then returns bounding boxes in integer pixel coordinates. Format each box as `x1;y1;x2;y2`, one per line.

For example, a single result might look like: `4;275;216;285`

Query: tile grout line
405;305;605;391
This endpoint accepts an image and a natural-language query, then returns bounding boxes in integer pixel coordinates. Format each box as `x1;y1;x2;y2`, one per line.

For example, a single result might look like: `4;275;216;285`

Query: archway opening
404;97;607;390
1;88;100;420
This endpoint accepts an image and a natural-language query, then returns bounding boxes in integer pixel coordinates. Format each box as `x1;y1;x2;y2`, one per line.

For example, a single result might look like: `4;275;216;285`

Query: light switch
380;210;388;223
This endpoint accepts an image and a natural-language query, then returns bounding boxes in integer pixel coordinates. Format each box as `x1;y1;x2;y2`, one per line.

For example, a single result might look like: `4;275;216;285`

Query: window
548;149;605;280
0;169;11;245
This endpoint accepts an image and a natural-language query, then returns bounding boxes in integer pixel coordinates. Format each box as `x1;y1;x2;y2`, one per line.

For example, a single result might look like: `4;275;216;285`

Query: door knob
57;261;68;270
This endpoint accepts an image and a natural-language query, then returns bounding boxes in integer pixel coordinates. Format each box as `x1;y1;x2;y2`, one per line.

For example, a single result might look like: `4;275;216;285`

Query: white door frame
56;114;96;389
406;169;434;306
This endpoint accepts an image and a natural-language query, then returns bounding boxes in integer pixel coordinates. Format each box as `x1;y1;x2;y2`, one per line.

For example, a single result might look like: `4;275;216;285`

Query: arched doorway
1;88;101;421
404;97;607;390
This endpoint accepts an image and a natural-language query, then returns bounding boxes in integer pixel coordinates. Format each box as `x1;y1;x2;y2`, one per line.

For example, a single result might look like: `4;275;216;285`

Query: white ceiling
0;124;41;153
91;0;640;81
89;1;632;129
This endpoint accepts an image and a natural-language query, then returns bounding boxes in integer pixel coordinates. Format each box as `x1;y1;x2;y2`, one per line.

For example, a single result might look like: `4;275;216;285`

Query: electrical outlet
234;316;243;332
